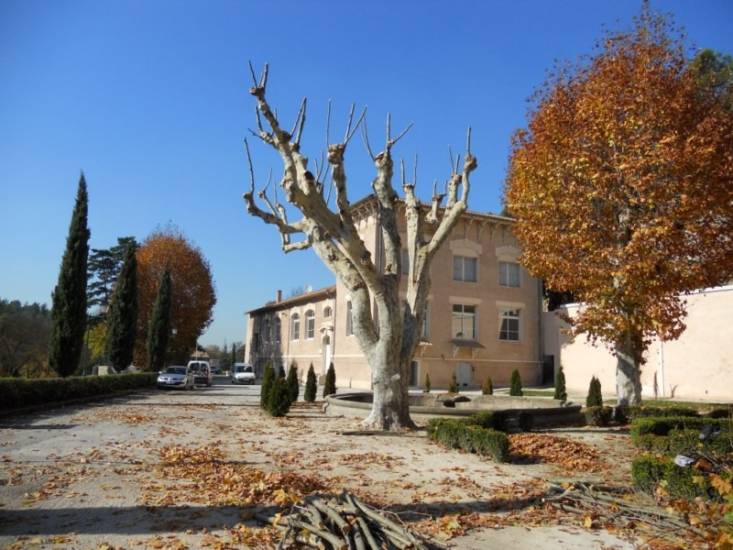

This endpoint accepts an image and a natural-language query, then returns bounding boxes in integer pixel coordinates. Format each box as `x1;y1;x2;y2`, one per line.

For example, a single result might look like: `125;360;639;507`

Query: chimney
276;289;282;303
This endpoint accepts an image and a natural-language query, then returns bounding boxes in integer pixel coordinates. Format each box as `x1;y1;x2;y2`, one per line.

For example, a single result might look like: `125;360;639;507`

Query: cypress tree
482;376;494;395
287;363;299;402
586;376;603;407
105;244;137;372
424;372;431;393
230;345;236;366
267;377;292;417
554;365;568;402
509;369;523;396
49;174;90;377
304;364;317;402
260;362;275;408
322;362;336;398
146;269;172;372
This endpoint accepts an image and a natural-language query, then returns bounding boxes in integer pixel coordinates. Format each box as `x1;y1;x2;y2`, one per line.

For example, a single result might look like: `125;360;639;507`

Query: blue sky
1;0;731;347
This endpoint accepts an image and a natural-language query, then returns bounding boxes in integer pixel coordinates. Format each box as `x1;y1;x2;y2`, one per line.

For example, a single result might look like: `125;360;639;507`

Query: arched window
346;301;354;336
263;318;270;342
323;306;332;318
305;310;315;339
291;313;300;340
274;317;281;343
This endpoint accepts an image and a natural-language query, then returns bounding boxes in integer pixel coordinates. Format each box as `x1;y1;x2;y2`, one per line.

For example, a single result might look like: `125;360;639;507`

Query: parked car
157;366;193;390
187;360;213;387
231;363;255;385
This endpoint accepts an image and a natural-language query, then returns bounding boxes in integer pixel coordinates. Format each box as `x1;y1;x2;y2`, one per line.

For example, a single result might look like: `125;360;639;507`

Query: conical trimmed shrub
322;362;336;398
424;372;431;393
554;365;567;401
448;373;459;393
260;362;275;409
509;369;523;396
267;377;291;417
287;363;299;402
482;376;493;395
586;376;603;407
304;364;317;402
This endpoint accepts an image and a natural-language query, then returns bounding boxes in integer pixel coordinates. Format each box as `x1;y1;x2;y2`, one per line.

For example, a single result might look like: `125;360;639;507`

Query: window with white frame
453;255;478;282
451;304;476;340
262;319;270;342
305;310;315;339
346;301;354;336
421;303;430;340
499;262;520;287
499;309;520;341
323;306;332;318
274;318;281;343
290;313;300;340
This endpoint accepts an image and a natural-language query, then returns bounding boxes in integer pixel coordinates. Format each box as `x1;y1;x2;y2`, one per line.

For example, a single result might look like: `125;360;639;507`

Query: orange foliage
134;228;216;366
505;10;733;363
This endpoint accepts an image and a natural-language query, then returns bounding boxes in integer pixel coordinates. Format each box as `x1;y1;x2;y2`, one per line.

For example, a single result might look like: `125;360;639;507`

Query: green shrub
633;428;733;456
286;363;299;403
630;416;729;442
448;373;459;393
631;455;668;493
625;406;699;420
553;365;567;401
586;376;603;407
585;405;613;427
424;372;431;393
427;418;508;462
322;363;336;398
267;377;292;417
0;373;156;412
260;363;275;409
304;364;317;402
277;365;286;379
509;370;523;396
482;376;493;396
468;411;498;430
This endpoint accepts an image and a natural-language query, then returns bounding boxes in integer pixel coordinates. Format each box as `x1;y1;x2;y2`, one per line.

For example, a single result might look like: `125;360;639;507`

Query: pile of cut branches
259;492;444;550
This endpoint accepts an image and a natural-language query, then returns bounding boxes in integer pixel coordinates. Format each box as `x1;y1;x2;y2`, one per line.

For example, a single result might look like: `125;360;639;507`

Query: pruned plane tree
242;64;477;430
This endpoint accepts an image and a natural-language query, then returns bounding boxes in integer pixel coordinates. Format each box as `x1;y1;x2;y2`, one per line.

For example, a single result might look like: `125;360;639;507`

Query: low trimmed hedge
585;406;613;427
634;428;733;456
632;455;713;500
630;416;730;443
0;373;157;412
624;406;700;421
427;417;508;462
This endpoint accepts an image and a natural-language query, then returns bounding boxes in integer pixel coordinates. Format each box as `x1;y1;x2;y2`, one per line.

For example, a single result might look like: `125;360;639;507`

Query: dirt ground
0;381;640;549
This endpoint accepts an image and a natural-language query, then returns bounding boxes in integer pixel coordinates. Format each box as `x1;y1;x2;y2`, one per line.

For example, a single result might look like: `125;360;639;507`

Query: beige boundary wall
543;285;733;402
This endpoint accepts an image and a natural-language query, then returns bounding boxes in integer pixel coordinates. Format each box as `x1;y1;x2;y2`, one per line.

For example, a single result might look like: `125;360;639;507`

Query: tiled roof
247;285;336;315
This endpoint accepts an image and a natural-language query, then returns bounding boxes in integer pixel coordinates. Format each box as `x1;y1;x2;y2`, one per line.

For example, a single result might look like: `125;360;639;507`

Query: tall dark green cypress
105;244;137;371
146;269;172;371
49;174;90;377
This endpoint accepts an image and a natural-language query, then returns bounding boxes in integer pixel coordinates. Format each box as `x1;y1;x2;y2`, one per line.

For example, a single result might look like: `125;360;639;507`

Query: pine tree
586;376;603;407
554;365;568;402
424;372;431;393
146;269;172;372
105;244;137;372
509;369;523;396
260;362;275;408
482;376;493;395
304;364;317;402
287;363;299;402
448;373;459;393
322;362;336;398
49;174;90;377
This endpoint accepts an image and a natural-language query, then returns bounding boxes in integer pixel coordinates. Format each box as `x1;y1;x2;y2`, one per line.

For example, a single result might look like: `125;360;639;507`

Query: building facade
246;196;544;390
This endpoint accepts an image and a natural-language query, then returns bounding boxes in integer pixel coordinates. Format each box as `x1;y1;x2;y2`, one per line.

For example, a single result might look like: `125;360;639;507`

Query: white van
186;360;213;387
231;363;255;385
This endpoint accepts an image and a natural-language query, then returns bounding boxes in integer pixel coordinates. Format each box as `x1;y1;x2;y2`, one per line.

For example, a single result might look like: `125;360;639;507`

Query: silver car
156;366;194;390
231;363;255;385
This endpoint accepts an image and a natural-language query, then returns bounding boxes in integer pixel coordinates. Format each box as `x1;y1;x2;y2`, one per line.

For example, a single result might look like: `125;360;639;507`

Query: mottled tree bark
242;65;476;430
615;331;642;407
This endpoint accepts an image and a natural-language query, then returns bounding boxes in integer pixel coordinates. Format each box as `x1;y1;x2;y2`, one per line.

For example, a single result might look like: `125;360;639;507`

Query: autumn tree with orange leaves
134;228;216;367
505;7;733;406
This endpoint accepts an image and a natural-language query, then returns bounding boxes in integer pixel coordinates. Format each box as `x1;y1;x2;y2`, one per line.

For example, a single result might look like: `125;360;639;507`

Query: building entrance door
322;335;331;374
457;362;473;387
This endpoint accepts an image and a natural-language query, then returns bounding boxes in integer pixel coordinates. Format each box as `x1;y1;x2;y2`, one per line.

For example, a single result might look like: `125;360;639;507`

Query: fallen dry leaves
508;433;608;473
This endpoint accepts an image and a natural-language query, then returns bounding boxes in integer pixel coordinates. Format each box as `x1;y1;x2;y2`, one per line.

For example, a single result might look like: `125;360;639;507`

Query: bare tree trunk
615;331;642;406
363;345;414;430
